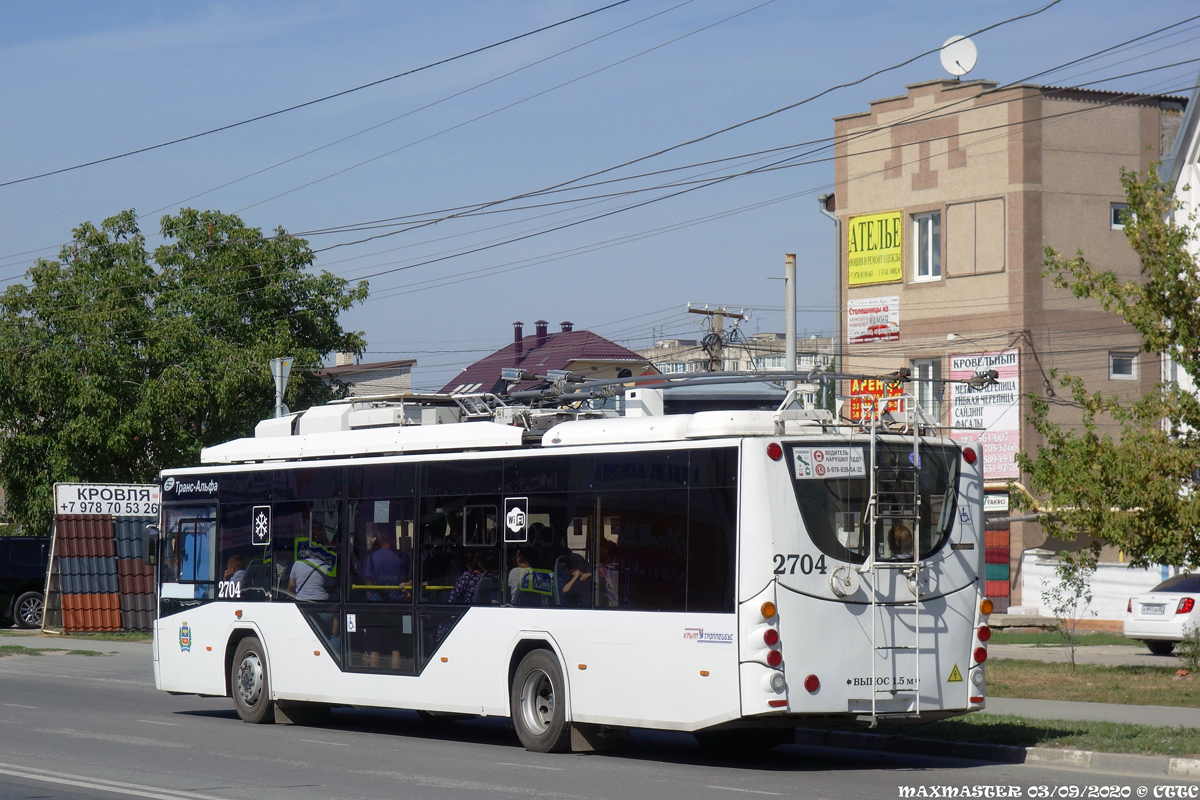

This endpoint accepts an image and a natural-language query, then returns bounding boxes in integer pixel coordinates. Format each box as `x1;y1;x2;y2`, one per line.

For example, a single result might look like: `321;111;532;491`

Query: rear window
1152;574;1200;593
786;442;960;565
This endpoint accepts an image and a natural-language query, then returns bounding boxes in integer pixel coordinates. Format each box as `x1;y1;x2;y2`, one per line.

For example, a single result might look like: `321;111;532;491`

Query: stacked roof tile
52;513;156;633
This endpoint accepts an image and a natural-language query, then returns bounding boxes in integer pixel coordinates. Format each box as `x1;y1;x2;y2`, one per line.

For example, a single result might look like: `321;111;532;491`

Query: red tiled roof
442;330;653;394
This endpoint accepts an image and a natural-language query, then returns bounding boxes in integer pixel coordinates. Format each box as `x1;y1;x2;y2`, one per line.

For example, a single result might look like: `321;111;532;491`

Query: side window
687;486;736;613
349;498;414;603
163;506;217;599
596;489;688;612
505;493;593;610
274;501;340;602
418;496;501;605
8;542;45;567
217;504;261;600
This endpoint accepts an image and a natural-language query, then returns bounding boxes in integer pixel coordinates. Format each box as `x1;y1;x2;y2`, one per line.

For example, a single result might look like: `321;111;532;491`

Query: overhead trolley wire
0;0;635;189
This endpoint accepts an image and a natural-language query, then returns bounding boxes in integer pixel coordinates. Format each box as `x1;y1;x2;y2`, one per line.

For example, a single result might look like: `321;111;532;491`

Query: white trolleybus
151;371;989;753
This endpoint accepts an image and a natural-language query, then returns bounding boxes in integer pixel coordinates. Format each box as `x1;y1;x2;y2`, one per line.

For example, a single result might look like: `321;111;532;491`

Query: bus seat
472;574;500;605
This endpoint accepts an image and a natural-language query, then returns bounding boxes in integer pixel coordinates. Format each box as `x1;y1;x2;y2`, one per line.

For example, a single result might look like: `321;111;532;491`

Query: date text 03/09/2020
899;785;1197;798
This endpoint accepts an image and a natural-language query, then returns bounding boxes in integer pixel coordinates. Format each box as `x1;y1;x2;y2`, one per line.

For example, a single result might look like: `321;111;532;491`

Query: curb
794;729;1200;778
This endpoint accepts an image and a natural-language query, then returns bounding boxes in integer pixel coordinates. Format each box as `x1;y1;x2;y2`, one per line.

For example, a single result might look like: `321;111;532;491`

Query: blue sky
2;0;1197;391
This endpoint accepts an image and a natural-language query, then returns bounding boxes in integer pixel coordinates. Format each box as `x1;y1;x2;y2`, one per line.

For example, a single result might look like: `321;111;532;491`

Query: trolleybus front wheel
510;649;571;753
231;636;274;724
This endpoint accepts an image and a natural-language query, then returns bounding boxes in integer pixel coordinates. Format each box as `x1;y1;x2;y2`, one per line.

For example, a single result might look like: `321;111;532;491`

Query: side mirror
145;527;160;566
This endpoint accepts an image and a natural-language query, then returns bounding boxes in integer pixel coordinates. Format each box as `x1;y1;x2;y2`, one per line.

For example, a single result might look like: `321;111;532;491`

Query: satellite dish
940;35;977;78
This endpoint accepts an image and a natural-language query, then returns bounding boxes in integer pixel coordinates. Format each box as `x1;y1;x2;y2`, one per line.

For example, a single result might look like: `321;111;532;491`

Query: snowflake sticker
252;505;272;546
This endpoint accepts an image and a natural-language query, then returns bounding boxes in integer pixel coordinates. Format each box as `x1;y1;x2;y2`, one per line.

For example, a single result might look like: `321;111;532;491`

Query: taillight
1178;597;1195;615
1127;598;1132;614
974;647;987;664
804;674;820;693
767;650;783;668
763;628;780;646
977;625;991;643
767;442;783;461
980;598;993;616
962;447;977;465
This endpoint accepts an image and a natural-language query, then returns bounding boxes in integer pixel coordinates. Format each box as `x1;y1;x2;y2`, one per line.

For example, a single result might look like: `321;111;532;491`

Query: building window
1110;203;1130;230
912;358;941;417
723;359;741;372
658;362;686;374
1109;352;1137;380
756;356;786;369
913;212;941;281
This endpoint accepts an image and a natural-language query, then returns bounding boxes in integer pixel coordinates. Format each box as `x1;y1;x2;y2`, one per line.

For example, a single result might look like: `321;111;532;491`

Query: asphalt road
1;634;1198;800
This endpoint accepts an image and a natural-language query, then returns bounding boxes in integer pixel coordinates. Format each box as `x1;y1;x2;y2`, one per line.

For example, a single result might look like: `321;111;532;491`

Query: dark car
0;537;51;629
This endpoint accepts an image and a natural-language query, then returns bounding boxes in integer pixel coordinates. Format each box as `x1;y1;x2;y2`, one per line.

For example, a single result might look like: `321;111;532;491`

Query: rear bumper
1123;618;1185;641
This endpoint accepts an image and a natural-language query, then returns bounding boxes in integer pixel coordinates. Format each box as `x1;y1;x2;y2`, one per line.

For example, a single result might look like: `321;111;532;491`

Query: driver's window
164;506;216;599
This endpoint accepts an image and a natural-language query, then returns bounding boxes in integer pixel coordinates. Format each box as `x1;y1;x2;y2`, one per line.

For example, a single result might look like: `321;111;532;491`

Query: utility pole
785;253;796;393
687;304;745;371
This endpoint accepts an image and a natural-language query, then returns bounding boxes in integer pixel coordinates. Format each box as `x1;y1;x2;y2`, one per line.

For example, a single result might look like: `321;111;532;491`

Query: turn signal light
761;601;777;620
962;447;977;465
767;442;783;461
804;674;820;693
977;625;991;643
763;628;780;646
974;647;988;664
1178;597;1196;615
767;650;783;668
980;598;994;616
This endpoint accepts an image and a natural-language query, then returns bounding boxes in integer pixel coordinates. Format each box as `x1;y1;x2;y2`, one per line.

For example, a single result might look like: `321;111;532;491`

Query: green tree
0;208;368;535
1018;165;1200;566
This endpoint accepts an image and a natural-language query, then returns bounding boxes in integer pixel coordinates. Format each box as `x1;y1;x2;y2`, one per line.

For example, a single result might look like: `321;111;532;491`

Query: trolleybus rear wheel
232;636;274;724
510;650;571;753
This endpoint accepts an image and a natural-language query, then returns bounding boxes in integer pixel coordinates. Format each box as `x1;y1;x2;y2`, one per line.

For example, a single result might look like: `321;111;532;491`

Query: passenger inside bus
887;523;914;560
288;523;337;601
361;524;409;601
222;555;246;591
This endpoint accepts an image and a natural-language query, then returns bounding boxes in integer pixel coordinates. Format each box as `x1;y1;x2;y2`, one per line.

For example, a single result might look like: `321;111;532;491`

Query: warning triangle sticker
947;664;963;683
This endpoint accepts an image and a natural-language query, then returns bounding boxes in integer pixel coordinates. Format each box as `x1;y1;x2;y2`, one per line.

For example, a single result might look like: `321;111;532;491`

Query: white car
1124;573;1200;655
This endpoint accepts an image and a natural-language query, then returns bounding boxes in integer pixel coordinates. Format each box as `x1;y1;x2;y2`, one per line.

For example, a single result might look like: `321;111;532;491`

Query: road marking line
3;703;38;708
137;719;179;726
296;738;348;745
0;764;227;800
496;762;564;771
706;787;783;796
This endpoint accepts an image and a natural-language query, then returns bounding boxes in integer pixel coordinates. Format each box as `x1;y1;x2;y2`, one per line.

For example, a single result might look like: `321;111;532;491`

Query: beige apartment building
830;79;1186;608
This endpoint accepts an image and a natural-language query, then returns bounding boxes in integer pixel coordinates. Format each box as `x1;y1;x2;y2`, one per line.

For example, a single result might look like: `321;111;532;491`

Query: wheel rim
19;596;42;627
519;668;555;736
237;651;264;707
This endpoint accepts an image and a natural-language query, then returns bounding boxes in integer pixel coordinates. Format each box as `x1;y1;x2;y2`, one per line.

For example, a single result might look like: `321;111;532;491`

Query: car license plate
1143;604;1166;615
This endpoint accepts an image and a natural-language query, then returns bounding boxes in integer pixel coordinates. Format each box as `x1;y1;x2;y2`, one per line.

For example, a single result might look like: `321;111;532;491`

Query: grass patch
0;645;45;657
898;713;1200;757
0;644;112;657
989;630;1132;647
988;659;1200;707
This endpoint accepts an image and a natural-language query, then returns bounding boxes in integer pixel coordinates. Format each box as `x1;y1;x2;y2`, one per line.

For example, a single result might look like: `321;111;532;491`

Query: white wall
1017;550;1187;621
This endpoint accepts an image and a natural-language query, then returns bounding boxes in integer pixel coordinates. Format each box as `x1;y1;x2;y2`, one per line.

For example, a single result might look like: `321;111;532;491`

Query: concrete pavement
990;641;1183;667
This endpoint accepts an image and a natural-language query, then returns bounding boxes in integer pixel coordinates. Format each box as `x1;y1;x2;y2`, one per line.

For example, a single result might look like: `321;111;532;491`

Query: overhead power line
0;0;634;189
